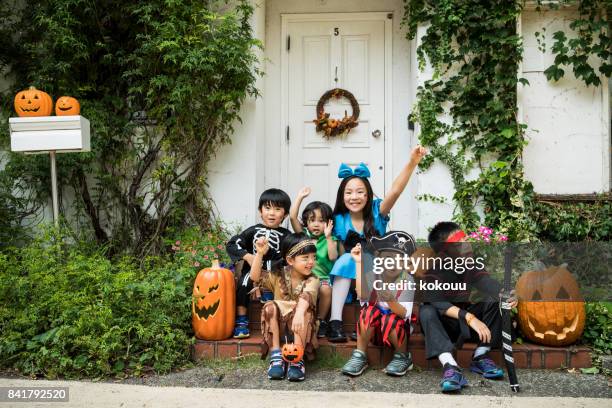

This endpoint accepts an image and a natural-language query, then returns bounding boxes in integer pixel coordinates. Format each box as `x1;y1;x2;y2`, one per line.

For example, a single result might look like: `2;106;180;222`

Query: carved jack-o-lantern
14;87;53;117
55;96;80;116
281;343;304;363
192;260;235;340
516;265;585;346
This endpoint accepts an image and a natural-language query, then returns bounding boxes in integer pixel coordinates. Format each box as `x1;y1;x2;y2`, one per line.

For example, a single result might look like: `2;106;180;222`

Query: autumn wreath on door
313;88;360;138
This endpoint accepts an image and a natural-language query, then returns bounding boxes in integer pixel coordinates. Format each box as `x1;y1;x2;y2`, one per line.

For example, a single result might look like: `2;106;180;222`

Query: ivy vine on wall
403;0;610;241
538;0;611;86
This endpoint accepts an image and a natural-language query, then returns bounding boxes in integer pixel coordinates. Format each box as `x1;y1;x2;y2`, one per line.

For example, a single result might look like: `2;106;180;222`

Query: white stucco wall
207;0;267;231
263;0;421;236
520;8;611;194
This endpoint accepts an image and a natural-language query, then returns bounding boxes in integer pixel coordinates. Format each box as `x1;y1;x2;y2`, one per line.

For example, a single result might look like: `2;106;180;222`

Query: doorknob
372;129;381;138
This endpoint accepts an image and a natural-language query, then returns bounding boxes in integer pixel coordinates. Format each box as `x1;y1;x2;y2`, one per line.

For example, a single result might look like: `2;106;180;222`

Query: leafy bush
0;227;202;379
164;224;232;270
533;199;612;241
583;302;612;354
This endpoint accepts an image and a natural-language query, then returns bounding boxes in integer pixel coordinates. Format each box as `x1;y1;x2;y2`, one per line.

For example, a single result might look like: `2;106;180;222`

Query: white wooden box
9;115;91;153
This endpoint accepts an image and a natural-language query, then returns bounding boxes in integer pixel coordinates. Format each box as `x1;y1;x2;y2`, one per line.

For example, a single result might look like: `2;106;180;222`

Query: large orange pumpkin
281;342;304;363
516;265;585;346
14;87;53;117
192;260;235;340
55;96;80;116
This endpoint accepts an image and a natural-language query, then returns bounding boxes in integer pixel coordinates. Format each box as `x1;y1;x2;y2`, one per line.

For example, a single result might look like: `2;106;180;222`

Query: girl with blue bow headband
326;145;427;343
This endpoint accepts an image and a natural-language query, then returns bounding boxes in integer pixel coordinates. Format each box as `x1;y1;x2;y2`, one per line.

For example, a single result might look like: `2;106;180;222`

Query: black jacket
226;224;291;274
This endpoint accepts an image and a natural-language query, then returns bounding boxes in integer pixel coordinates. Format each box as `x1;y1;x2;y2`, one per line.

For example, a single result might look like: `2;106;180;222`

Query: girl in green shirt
290;187;340;338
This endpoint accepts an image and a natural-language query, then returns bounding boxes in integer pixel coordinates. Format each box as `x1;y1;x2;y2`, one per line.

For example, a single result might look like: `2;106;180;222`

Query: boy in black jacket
226;188;291;338
420;221;517;393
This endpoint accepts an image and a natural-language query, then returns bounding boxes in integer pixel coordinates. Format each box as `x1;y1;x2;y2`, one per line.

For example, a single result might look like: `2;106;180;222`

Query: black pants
236;270;253;310
419;302;502;360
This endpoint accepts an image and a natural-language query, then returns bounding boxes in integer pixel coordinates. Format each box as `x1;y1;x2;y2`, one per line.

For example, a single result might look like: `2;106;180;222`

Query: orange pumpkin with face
192;260;235;340
281;343;304;363
14;87;53;117
516;265;585;346
55;96;80;116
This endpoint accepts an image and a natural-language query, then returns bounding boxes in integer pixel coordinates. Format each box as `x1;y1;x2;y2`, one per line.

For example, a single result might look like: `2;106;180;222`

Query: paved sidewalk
0;379;610;408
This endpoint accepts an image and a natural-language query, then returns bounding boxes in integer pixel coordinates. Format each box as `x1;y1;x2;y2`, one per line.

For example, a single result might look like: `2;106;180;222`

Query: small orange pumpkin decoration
192;260;236;340
55;96;80;116
516;265;586;346
327;119;339;129
14;87;53;117
281;342;304;363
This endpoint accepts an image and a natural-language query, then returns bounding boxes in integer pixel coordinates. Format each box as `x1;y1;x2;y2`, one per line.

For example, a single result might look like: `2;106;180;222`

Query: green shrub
164;224;232;270
533;199;612;241
0;227;198;379
583;302;612;355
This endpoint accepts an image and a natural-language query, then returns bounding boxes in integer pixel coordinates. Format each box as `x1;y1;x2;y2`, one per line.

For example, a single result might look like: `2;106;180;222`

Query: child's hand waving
255;237;270;256
297;186;311;199
324;220;334;238
410;145;427;164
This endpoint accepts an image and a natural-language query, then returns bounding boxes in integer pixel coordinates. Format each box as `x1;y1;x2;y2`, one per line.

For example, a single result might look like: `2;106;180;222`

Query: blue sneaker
233;316;250;339
440;363;468;392
287;360;305;382
470;354;504;379
267;350;286;380
260;290;274;303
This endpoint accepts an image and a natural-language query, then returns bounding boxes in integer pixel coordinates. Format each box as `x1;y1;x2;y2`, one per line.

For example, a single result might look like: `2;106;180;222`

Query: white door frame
280;12;394;199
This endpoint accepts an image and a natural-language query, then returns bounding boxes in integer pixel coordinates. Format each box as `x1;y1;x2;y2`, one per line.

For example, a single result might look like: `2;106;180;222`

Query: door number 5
334;27;339;36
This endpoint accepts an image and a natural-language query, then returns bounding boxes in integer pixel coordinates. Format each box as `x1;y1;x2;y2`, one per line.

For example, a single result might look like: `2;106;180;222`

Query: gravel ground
120;363;612;399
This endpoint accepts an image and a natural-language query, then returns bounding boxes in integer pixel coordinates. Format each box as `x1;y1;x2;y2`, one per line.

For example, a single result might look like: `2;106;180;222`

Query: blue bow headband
338;162;371;179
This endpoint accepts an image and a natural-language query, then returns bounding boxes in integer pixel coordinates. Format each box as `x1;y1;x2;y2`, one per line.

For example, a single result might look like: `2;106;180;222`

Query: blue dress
330;198;390;279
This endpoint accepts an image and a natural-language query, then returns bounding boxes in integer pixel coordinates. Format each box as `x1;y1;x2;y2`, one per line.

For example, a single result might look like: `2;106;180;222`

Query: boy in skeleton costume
250;233;320;381
226;189;292;339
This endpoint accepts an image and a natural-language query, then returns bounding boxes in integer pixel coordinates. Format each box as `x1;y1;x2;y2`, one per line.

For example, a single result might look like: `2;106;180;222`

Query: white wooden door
283;14;389;208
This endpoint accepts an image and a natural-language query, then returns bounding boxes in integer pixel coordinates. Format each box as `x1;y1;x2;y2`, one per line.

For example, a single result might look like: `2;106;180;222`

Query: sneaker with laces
341;349;368;376
287;360;305;382
384;351;413;376
470;354;504;379
267;350;286;380
260;290;274;303
317;320;329;338
233;316;250;339
440;363;468;392
328;320;347;343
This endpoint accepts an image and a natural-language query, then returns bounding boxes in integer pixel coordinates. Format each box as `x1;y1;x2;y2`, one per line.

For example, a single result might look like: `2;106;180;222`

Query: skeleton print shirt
226;224;291;273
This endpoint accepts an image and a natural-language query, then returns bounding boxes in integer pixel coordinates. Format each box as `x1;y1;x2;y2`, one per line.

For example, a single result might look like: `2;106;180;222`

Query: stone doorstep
192;334;592;370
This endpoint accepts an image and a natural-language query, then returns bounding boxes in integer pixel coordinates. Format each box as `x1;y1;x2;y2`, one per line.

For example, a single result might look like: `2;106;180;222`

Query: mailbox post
9;115;91;226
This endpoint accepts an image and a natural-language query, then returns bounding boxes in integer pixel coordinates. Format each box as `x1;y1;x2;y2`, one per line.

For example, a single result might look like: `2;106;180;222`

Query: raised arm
324;220;338;261
289;187;311;233
379;145;427;216
249;237;270;283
